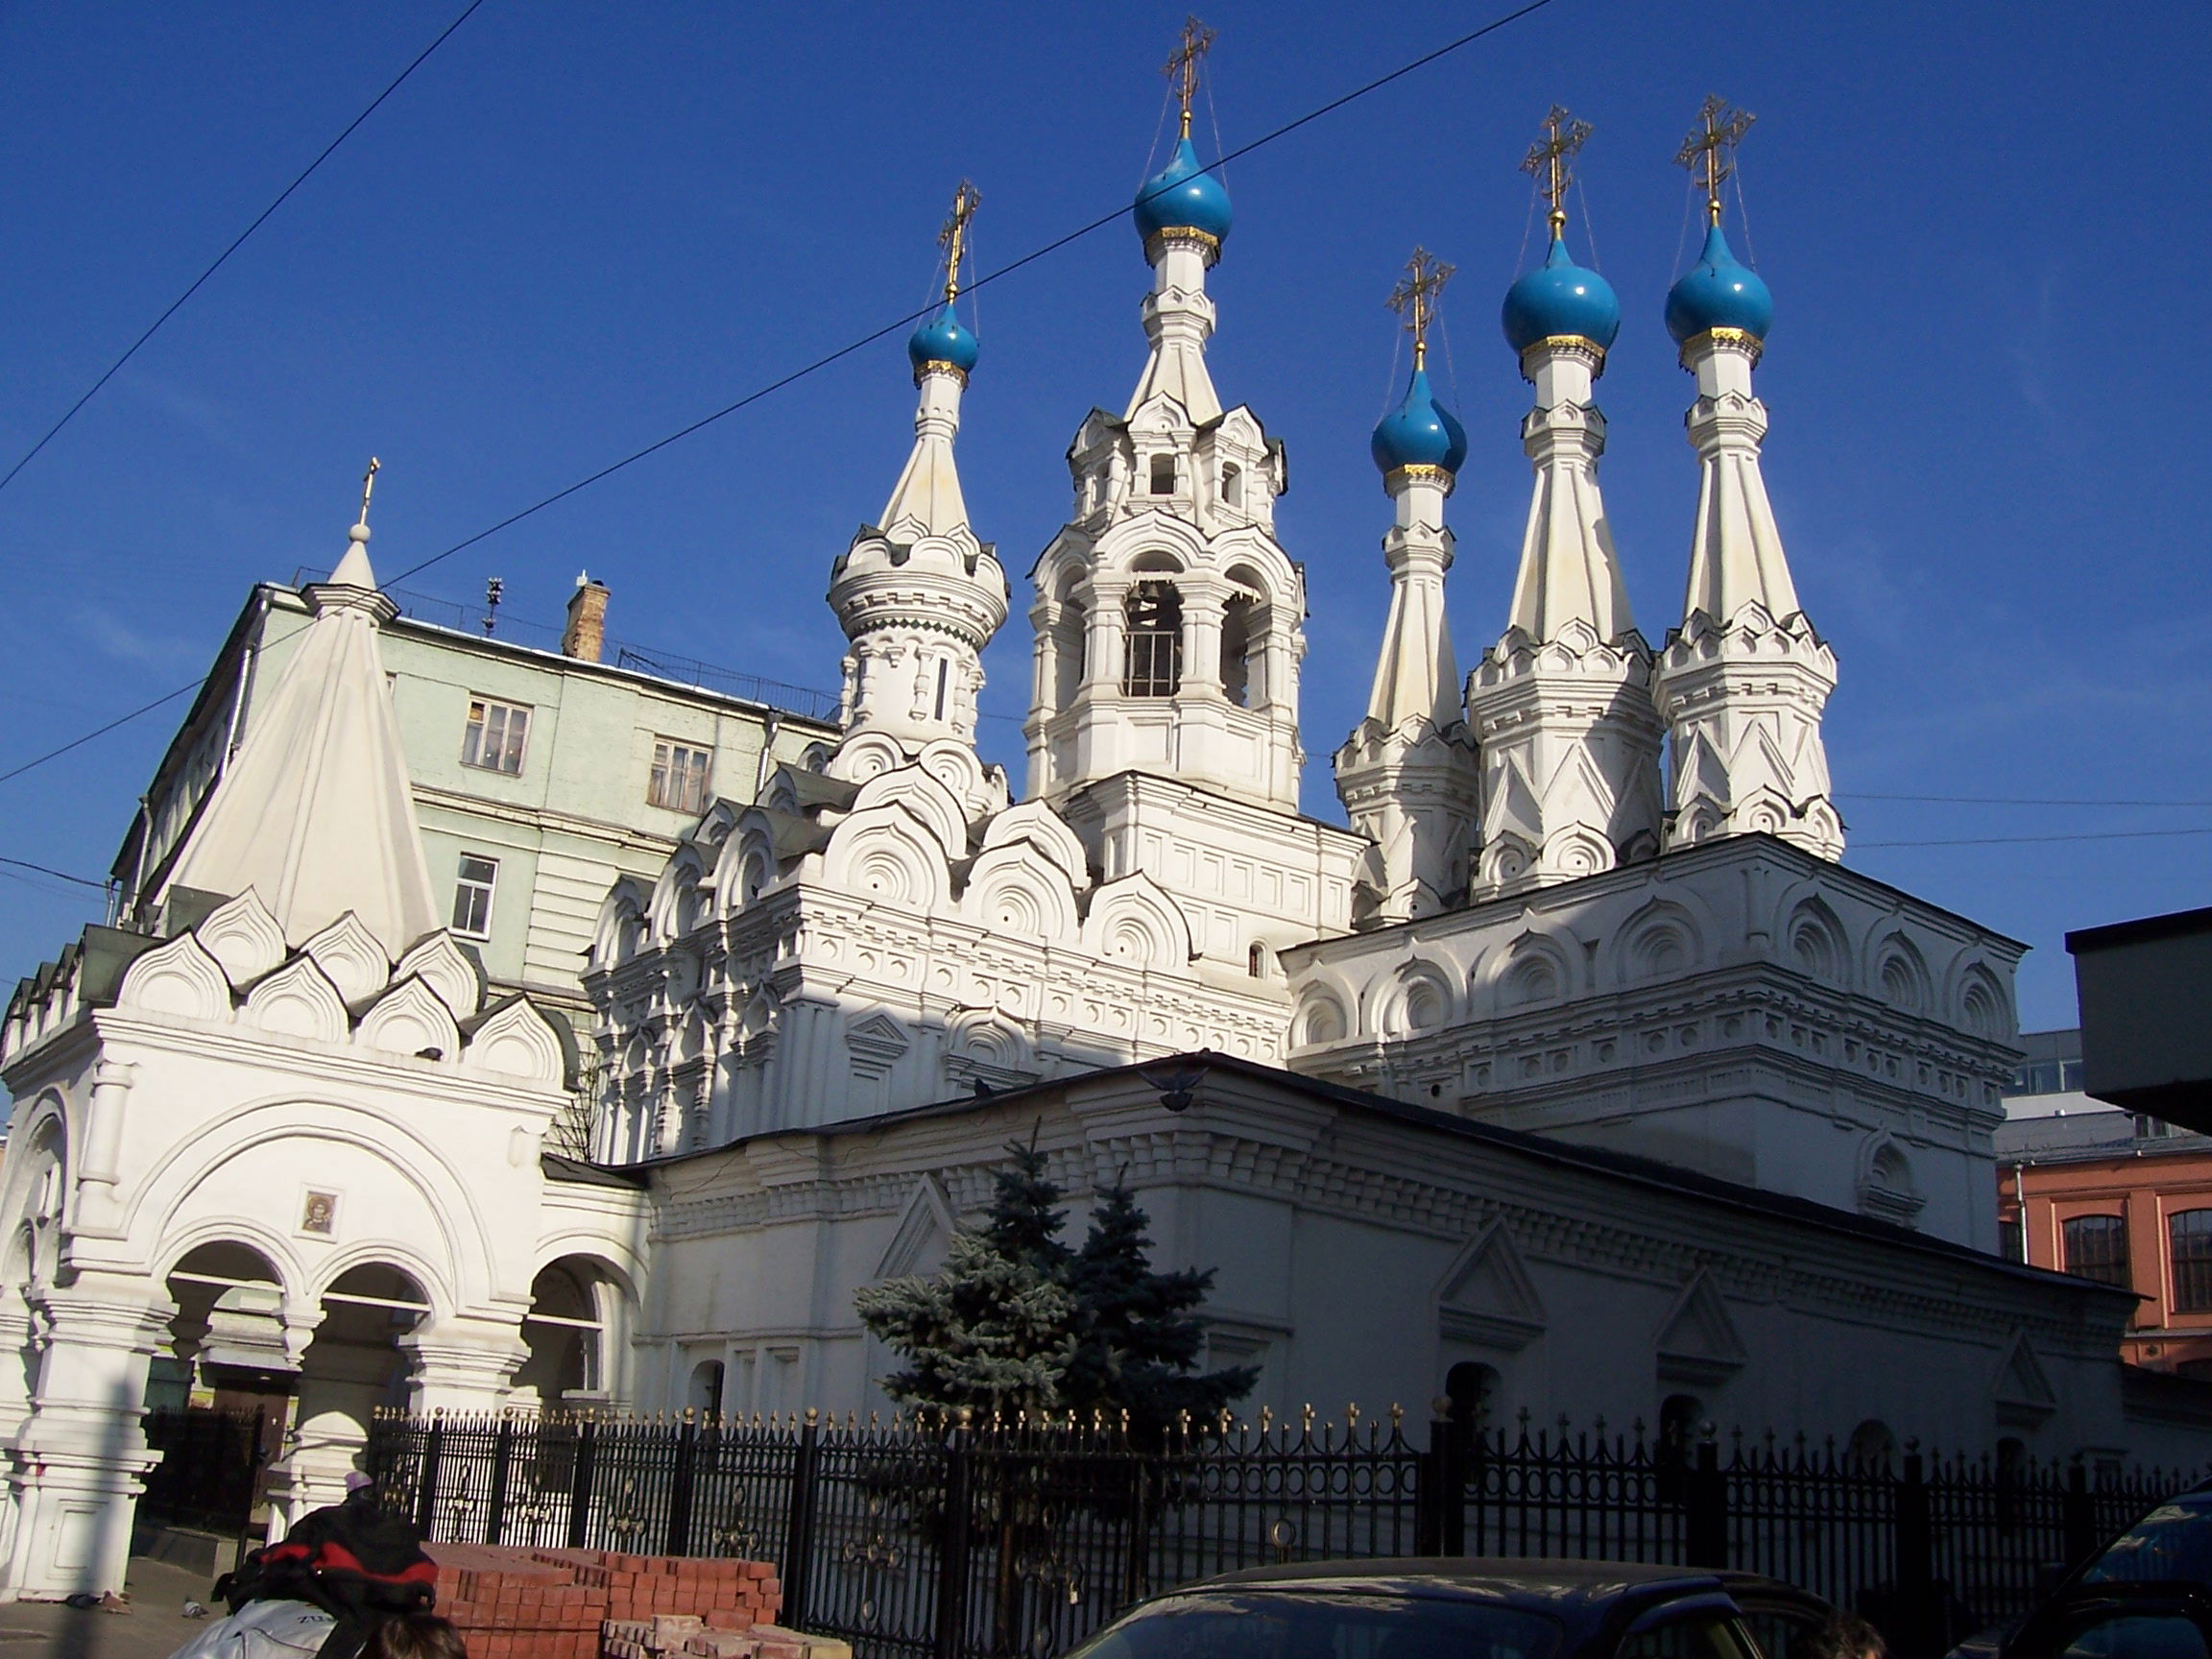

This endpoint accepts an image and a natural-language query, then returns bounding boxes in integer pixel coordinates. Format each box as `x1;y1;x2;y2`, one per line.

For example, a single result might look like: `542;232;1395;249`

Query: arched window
1654;1393;1703;1500
1658;1393;1703;1456
1445;1361;1499;1430
2171;1211;2212;1311
688;1358;727;1417
1247;942;1266;978
1220;594;1255;708
1123;581;1183;697
1149;454;1177;495
2064;1213;2130;1289
1222;463;1243;508
1847;1419;1895;1468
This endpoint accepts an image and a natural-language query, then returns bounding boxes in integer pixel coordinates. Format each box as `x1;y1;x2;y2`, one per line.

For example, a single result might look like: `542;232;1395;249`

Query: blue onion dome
1502;235;1622;353
1133;136;1234;246
1665;221;1773;345
1370;366;1468;476
907;305;979;376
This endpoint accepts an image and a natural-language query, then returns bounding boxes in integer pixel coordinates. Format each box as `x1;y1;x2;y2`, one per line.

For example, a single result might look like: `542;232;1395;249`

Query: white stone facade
0;868;633;1596
628;1061;2161;1468
1284;834;2024;1251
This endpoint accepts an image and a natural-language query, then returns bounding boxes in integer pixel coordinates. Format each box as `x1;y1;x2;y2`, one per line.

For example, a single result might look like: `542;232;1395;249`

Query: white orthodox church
0;86;2192;1599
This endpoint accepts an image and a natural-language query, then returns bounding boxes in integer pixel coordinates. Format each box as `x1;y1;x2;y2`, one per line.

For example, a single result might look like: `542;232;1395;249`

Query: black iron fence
364;1408;2191;1659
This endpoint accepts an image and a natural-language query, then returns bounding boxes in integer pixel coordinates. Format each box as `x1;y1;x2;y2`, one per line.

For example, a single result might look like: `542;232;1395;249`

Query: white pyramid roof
166;528;440;958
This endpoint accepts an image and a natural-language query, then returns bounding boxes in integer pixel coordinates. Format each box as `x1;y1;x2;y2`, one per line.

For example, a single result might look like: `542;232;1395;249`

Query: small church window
1149;454;1177;494
1222;463;1243;508
1247;942;1266;977
933;660;950;722
452;854;497;938
1123;581;1183;697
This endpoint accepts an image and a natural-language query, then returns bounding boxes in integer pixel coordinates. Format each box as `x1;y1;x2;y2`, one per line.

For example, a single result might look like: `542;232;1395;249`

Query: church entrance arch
512;1256;637;1411
269;1262;432;1529
145;1242;292;1537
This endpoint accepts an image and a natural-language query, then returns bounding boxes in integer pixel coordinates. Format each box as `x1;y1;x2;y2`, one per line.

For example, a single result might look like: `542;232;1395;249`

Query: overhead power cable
384;0;1564;589
1856;827;2212;849
1843;792;2212;809
0;679;204;787
0;0;489;499
0;0;1566;784
0;855;108;891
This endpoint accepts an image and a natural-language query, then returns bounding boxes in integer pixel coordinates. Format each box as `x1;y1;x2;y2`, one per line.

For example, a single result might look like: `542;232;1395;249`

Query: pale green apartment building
111;576;839;1028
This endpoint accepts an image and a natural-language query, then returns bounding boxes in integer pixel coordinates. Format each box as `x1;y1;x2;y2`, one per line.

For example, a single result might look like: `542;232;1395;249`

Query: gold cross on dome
938;180;980;303
357;456;380;528
1520;105;1593;237
1674;94;1755;227
1163;15;1216;142
1386;247;1455;372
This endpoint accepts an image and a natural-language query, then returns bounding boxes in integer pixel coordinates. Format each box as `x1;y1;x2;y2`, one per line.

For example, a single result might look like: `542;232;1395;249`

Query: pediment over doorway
1655;1270;1748;1384
1434;1220;1548;1350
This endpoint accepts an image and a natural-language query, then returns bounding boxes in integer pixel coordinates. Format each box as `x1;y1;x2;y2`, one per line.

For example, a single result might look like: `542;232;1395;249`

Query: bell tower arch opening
1123;579;1184;697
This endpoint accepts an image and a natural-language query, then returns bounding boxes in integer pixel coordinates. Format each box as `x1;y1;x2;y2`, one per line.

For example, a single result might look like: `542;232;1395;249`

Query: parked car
1059;1559;1839;1659
1949;1481;2212;1659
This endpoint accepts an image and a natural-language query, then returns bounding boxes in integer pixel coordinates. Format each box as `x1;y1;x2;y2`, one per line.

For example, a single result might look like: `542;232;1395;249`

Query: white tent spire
164;469;442;957
1466;113;1664;899
1652;99;1842;860
1334;250;1479;926
826;184;1009;815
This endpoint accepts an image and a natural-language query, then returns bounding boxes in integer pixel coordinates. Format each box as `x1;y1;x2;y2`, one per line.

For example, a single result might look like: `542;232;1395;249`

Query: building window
649;739;712;814
451;854;497;937
2172;1211;2212;1312
1999;1215;2024;1262
1122;581;1182;697
461;698;530;775
1149;454;1176;495
2063;1214;2130;1289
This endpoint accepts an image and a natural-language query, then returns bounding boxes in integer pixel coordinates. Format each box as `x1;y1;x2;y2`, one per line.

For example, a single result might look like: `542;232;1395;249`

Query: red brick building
1999;1030;2212;1376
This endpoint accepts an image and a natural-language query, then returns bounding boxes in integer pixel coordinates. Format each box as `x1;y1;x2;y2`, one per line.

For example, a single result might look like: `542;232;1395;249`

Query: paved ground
0;1558;221;1659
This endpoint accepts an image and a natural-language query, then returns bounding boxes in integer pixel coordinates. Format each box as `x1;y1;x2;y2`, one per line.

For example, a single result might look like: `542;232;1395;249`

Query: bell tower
827;182;1011;816
1023;20;1304;816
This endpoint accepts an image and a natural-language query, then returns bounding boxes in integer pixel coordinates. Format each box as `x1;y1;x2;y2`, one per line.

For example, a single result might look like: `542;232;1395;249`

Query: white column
0;1279;173;1598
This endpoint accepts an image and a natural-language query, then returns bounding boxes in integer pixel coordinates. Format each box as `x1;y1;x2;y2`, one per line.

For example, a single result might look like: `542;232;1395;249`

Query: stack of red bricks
601;1613;850;1659
421;1542;796;1659
576;1551;780;1629
425;1542;608;1659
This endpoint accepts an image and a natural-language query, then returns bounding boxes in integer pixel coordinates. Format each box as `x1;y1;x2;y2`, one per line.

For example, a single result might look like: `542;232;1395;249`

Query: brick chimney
563;573;609;662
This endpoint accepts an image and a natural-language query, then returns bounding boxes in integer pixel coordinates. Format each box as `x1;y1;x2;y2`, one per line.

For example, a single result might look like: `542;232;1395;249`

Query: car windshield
2080;1493;2212;1584
1063;1590;1563;1659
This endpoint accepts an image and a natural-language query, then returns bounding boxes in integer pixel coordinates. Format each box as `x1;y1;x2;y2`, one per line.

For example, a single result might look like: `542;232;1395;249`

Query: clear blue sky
0;0;2204;1031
